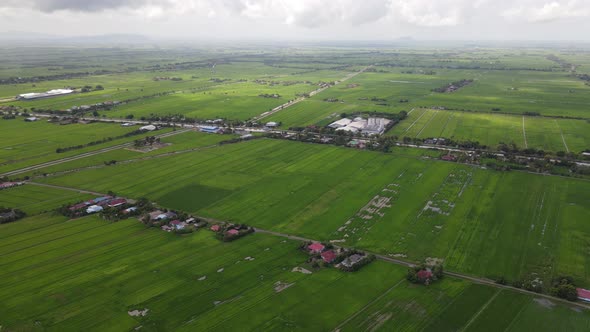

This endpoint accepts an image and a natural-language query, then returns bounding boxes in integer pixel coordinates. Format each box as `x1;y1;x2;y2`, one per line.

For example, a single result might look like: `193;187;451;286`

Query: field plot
0;184;93;216
1;214;588;331
357;167;590;286
106;81;314;120
36;139;590;285
0;119;169;174
265;70;455;128
411;70;590;118
0;215;405;331
20;130;240;179
389;109;589;152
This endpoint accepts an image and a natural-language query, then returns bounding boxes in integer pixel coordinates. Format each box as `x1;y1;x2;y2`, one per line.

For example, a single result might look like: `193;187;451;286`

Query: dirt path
461;289;501;330
554;120;569;152
27;181;107;196
415;110;438;137
332;278;405;331
522;116;528;148
252;65;373;122
403;109;429;133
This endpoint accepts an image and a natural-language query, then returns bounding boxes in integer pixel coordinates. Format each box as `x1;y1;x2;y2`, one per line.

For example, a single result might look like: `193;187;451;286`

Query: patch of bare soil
125;143;171;153
274;281;295;293
128;308;149;317
292;267;312;274
534;298;555;309
425;257;444;266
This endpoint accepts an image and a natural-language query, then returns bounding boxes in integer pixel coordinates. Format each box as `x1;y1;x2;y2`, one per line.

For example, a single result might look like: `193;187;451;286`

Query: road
251;65;373;122
1;128;191;177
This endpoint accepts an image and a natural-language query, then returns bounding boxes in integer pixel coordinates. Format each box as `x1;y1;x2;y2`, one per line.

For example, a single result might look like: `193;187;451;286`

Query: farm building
123;207;137;214
121;123;134;127
330;117;390;135
17;88;73;100
328;118;353;129
341;254;364;268
308;242;325;253
265;122;278;128
86;205;103;214
139;125;157;131
200;126;222;134
24;117;39;122
577;288;590;302
321;250;337;263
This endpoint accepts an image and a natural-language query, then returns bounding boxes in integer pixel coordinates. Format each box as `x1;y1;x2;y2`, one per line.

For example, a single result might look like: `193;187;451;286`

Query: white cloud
503;0;590;22
0;0;589;40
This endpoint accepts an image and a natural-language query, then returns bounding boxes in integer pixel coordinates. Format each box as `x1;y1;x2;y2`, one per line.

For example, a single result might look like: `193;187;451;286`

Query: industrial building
329;117;391;135
17;88;74;100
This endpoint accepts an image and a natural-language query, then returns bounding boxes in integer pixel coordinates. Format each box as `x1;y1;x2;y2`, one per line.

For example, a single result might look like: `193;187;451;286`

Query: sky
0;0;589;41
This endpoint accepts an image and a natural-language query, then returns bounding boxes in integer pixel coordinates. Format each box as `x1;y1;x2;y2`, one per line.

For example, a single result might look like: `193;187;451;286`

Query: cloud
2;0;589;29
503;0;590;22
29;0;164;12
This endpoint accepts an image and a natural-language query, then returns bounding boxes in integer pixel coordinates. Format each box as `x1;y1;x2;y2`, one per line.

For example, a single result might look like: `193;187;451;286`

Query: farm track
252;65;373;122
0;129;190;177
522;116;528;148
17;180;590;313
554;120;570;152
403;109;429;133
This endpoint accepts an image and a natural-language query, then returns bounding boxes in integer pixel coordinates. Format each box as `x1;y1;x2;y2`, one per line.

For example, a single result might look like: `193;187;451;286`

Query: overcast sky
0;0;589;41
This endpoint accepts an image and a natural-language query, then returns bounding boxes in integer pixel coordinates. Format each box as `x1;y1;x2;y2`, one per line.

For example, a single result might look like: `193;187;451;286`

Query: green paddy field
1;214;588;331
1;46;589;331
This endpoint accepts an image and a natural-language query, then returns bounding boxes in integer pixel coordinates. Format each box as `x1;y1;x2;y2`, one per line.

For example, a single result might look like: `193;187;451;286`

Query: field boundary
461;289;501;330
554;120;570;152
522;116;528;148
331;278;405;331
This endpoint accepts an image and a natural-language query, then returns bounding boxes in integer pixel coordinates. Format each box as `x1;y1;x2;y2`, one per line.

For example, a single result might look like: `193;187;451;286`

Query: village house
0;182;23;190
321;250;337;263
210;224;221;232
577;288;590;302
308;242;325;254
170;220;186;230
107;198;127;208
227;228;239;235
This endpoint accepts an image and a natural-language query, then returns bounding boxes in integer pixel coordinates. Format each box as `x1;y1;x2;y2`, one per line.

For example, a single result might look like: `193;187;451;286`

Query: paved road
1;128;190;177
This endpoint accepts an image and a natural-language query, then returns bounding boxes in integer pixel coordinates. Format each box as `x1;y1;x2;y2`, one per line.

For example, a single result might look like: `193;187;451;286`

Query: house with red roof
577;288;590;302
210;225;221;232
227;229;239;235
416;269;433;282
321;250;336;263
107;198;127;208
308;242;325;253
